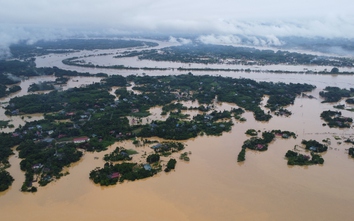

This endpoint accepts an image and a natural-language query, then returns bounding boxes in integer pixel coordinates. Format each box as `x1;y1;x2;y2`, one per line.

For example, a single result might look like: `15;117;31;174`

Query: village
0;60;354;192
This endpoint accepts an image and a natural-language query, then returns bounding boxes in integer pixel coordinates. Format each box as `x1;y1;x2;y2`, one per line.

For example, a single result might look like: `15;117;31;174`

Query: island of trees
0;56;350;192
285;150;324;165
320;110;353;128
89;142;184;186
121;44;354;68
238;130;296;162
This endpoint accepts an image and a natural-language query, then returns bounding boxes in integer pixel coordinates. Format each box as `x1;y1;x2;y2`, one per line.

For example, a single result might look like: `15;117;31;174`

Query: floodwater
35;38;354;76
0;76;102;133
1;81;354;220
1;41;354;220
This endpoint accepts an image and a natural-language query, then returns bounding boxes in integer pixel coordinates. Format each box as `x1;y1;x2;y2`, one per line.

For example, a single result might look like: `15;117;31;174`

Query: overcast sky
0;0;354;53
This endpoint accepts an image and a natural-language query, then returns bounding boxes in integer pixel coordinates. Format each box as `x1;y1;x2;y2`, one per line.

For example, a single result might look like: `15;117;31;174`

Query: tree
146;154;160;163
330;67;339;73
0;170;14;192
167;159;177;170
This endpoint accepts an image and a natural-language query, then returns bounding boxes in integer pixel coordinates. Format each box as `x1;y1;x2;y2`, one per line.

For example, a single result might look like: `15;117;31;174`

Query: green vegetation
285;150;324;165
179;152;190;161
0;170;14;192
28;82;55;92
133;44;353;67
0;133;21;167
238;130;297;162
271;130;297;139
17;140;83;191
10;39;158;59
346;98;354;104
237;148;246;162
165;159;177;172
0;69;320;190
0;120;10;129
100;75;127;86
89;162;158;186
333;104;345;109
103;147;133;162
245;129;258;136
241;132;275;151
146;154;160;163
151;142;185;155
320;110;352;128
319;86;354;103
348;148;354;158
301;140;328;153
90;141;186;186
0;80;22;98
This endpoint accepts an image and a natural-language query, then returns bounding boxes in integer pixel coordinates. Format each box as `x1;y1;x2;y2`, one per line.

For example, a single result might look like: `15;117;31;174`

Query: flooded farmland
1;42;354;221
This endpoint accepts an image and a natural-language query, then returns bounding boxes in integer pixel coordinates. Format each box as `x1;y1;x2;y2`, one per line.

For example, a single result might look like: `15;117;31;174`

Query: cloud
1;0;354;58
169;36;192;44
198;35;242;45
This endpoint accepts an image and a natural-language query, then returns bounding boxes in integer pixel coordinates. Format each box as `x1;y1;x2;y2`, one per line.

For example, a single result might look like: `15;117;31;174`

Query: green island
348;148;354;158
0;133;22;191
0;170;14;192
59;42;354;75
319;86;354;103
90;142;184;186
0;120;15;129
238;130;296;162
285;150;324;165
103;147;136;162
10;39;158;59
301;139;328;153
320;110;353;128
245;129;258;136
28;82;56;92
133;44;353;67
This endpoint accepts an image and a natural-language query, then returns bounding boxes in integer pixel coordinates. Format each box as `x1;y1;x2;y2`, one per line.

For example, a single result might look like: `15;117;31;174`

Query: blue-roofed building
143;164;152;171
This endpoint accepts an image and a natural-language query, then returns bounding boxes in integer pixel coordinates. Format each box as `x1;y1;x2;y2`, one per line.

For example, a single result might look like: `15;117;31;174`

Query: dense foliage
319;86;354;103
17;140;83;191
301;140;328;153
348;148;354;158
0;170;14;192
135;44;353;67
89;162;158;186
165;159;177;172
10;39;158;59
320;110;352;128
285;150;324;165
103;147;133;162
0;71;320;191
238;130;297;162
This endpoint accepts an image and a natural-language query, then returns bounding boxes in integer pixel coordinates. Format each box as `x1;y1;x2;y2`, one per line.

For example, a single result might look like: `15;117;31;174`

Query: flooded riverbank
1;83;354;220
1;40;354;220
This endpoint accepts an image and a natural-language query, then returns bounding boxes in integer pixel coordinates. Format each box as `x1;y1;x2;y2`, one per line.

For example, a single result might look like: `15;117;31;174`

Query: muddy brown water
1;81;354;220
2;45;354;220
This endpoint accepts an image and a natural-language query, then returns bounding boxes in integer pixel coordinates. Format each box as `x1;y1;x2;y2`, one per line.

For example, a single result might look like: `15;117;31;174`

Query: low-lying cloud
1;0;353;58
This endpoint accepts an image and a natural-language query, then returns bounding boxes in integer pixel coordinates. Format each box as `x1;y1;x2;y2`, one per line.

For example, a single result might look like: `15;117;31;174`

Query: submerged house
109;172;120;179
143;164;152;171
73;136;90;144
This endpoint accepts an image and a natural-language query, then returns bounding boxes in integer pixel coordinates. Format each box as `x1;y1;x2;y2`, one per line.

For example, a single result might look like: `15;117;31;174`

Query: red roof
110;172;120;179
73;137;89;142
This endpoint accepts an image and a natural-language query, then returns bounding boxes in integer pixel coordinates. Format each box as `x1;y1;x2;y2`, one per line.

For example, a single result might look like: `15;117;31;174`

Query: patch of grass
0;120;10;128
126;149;138;155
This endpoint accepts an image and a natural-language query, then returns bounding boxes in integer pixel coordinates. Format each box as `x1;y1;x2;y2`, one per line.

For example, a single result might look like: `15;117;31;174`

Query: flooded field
0;76;102;133
1;80;354;220
1;41;354;220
